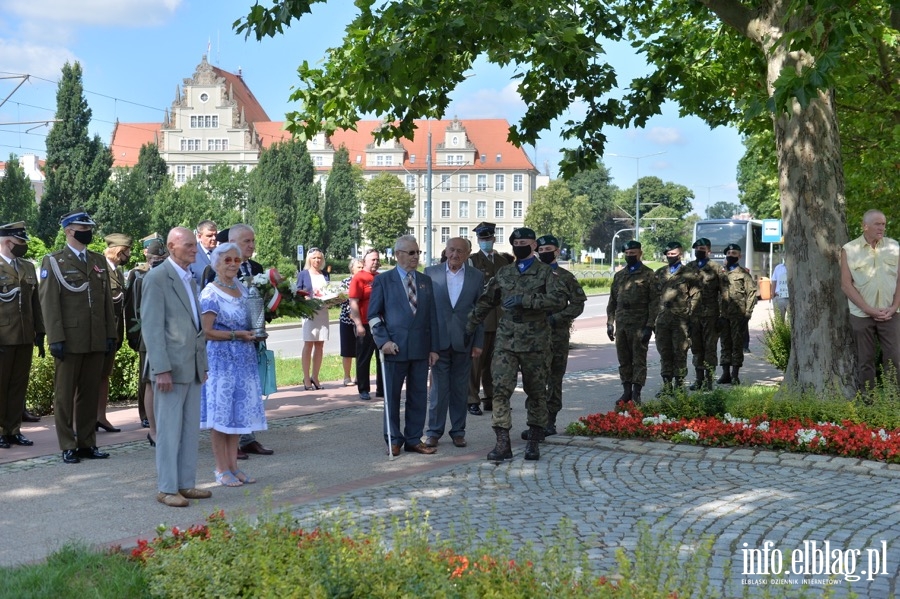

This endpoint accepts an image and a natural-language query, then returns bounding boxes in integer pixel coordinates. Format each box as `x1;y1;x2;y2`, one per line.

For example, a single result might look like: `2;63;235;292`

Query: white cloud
645;126;685;146
450;82;525;120
0;38;77;79
2;0;182;26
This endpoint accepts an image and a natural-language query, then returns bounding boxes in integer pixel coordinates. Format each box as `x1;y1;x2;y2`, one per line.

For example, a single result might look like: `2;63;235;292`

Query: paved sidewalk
1;300;897;597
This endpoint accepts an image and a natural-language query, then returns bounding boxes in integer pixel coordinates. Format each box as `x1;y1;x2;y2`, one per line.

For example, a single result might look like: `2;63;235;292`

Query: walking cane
377;346;395;461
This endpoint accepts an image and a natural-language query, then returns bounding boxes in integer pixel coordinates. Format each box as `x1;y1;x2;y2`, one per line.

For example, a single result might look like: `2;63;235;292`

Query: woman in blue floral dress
199;243;267;487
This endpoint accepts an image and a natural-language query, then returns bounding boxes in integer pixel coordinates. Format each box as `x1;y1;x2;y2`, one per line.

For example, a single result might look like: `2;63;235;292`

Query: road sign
762;219;783;243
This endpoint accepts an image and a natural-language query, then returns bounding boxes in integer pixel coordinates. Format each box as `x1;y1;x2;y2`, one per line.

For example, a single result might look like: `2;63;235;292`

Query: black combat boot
524;426;544;460
731;366;741;385
674;376;684;392
716;365;732;384
655;376;673;398
487;427;513;461
703;369;715;390
631;383;643;405
689;368;705;391
615;382;633;406
544;412;558;437
482;397;493;411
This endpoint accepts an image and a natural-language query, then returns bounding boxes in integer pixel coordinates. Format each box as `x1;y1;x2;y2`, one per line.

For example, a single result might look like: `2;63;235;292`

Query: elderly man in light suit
141;227;211;508
423;238;484;448
368;235;440;456
189;220;217;287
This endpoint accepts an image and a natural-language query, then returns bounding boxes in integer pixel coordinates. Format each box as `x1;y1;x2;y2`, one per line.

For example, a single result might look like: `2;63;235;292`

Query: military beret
146;239;168;257
724;243;742;252
104;233;133;248
215;228;231;244
140;232;162;248
622;240;642;251
508;227;536;244
59;209;96;228
692;238;712;248
0;221;28;241
474;222;496;238
536;234;560;248
664;241;682;251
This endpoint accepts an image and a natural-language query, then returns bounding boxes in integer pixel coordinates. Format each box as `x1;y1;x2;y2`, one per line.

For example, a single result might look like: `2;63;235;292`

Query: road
265;294;610;358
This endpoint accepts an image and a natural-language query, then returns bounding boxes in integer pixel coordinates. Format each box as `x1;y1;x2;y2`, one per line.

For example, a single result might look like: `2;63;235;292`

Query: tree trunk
766;32;857;396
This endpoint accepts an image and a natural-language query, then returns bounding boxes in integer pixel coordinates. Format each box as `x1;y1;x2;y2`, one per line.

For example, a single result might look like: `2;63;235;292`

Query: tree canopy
0;154;37;228
524;180;593;256
359;172;415;253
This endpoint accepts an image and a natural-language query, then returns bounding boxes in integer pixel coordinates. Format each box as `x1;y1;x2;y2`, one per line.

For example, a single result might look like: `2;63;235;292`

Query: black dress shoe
141;419;150;428
0;437;9;449
240;441;274;455
62;449;80;464
96;422;121;433
147;433;156;448
77;446;110;459
6;433;33;446
22;410;40;423
467;404;483;416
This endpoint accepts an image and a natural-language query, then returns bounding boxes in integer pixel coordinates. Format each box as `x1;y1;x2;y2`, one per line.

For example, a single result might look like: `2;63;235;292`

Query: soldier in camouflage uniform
684;238;727;390
466;227;566;462
716;243;758;384
654;241;696;395
521;234;586;440
607;240;659;404
97;233;132;433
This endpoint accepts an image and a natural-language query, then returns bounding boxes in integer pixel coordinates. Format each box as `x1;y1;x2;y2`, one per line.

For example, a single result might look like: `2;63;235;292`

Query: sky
0;0;745;217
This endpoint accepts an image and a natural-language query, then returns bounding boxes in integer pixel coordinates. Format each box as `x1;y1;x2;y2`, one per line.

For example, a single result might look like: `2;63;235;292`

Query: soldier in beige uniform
0;222;44;448
96;233;132;433
39;210;117;464
466;222;511;415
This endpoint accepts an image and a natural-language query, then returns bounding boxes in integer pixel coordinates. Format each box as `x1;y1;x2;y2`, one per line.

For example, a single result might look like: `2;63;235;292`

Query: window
207;139;228;151
376;155;384;166
384;155;393;166
477;200;487;218
459;200;469;219
513;201;523;218
495;174;505;191
314;155;324;166
441;227;450;244
441;201;451;218
459;174;469;192
495;226;504;240
441;174;451;192
459;226;469;239
477;174;487;192
180;138;202;151
406;174;416;192
446;154;464;165
494;200;505;218
190;115;218;128
176;165;186;183
513;174;524;192
199;92;209;103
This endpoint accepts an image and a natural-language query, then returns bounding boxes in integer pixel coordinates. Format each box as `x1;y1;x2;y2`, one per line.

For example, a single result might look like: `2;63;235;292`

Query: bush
761;309;791;371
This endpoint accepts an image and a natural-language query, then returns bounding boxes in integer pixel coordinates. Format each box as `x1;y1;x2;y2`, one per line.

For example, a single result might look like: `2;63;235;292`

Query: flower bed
570;402;900;463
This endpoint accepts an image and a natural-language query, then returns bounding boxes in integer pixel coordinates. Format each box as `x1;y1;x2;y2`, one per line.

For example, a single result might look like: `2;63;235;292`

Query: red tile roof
212;66;270;125
110;122;160;167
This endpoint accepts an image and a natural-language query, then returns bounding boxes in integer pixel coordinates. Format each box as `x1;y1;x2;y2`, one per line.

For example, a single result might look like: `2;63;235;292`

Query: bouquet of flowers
245;269;323;320
315;282;349;309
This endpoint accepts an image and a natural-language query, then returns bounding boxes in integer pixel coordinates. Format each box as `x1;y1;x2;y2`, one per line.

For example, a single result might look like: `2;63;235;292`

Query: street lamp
611;227;635;271
695;184;728;217
608;152;666;242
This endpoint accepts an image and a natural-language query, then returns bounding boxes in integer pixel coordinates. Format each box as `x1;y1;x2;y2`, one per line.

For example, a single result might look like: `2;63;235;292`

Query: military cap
724;243;742;252
692;238;712;248
474;222;497;239
104;233;133;248
146;239;168;257
0;221;29;241
664;241;682;251
622;240;642;251
508;227;536;244
536;234;560;248
215;228;231;244
59;209;96;228
140;232;162;248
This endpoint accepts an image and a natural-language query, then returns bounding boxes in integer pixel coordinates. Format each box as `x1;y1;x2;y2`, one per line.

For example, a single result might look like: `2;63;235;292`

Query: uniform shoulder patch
40;269;48;279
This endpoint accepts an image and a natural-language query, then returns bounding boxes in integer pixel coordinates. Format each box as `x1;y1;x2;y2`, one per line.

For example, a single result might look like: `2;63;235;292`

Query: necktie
406;272;417;315
241;262;250;277
12;258;18;273
183;272;199;328
78;252;86;263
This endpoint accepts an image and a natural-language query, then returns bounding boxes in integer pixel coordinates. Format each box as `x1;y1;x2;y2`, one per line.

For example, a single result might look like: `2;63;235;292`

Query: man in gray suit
189;220;217;286
424;238;484;448
141;227;212;508
368;235;440;456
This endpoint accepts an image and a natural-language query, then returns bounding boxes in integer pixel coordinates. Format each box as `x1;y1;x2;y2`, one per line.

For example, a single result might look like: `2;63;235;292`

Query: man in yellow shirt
840;209;900;392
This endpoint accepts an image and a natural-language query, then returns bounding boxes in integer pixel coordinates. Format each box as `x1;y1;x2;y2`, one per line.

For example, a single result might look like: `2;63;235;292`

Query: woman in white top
297;248;330;390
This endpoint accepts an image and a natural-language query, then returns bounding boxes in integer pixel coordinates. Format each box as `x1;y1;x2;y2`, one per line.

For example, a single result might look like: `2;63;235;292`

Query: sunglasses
222;256;241;264
397;250;422;256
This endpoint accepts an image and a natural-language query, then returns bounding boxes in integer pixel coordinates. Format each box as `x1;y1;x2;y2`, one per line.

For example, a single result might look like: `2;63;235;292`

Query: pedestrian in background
339;258;363;386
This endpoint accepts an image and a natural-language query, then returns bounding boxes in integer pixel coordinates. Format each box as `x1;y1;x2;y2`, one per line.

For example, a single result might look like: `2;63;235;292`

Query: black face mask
624;255;639;266
512;245;532;260
666;256;680;266
694;250;707;260
538;250;556;264
726;256;740;266
10;243;27;258
73;229;93;246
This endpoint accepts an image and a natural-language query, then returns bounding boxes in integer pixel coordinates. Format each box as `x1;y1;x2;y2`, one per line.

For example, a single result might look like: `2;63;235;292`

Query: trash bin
758;277;772;300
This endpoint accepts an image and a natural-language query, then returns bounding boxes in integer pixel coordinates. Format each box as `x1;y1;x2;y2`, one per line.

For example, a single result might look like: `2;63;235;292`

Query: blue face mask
478;240;494;253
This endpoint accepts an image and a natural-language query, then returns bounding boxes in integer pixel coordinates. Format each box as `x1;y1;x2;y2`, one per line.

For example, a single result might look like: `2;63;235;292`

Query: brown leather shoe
236;447;248;460
156;492;188;507
425;436;439;448
405;443;437;455
179;488;212;499
390;444;401;456
22;410;40;423
452;437;467;448
240;441;274;455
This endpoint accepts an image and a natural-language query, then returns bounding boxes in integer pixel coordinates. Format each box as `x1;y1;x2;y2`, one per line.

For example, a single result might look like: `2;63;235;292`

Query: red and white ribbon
265;268;283;312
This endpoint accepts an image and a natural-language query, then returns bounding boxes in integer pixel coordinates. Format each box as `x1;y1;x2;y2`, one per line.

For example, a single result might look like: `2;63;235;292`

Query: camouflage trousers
719;316;747;367
690;316;719;369
655;318;690;378
490;348;549;430
545;329;570;417
615;325;650;386
468;331;497;404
